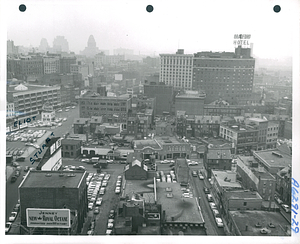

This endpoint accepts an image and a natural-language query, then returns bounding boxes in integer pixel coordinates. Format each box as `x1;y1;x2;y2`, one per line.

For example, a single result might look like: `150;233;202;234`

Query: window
65;146;69;150
71;146;73;150
243;202;247;206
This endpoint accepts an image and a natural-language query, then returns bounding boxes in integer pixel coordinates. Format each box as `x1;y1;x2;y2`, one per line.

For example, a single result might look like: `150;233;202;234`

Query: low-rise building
275;165;291;205
210;170;243;212
61;139;82;158
236;156;276;201
219;124;259;155
266;122;279;149
19;170;87;235
124;159;148;180
204;148;232;178
227;210;291;236
73;118;90;134
252;149;292;175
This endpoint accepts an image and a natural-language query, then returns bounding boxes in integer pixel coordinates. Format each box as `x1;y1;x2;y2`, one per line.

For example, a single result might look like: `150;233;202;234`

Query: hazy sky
4;0;299;58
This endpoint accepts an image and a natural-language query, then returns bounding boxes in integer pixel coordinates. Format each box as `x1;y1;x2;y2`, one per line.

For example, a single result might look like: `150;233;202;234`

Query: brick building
61;139;82;158
19;170;88;234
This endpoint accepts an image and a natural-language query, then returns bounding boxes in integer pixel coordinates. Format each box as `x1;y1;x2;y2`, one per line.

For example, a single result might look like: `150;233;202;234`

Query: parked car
207;194;213;202
192;171;197;177
282;204;291;213
11;176;18;183
94;207;100;214
115;187;121;194
96;198;103;206
198;174;204;180
13;203;20;212
5;222;12;233
188;161;199;166
88;202;94;210
212;209;220;218
109;210;115;219
215;217;224;227
106;229;112;235
87;230;94;235
9;212;18;222
209;202;217;210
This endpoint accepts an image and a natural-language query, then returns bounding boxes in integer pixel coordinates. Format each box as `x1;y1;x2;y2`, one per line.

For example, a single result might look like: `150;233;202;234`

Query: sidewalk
6;166;15;181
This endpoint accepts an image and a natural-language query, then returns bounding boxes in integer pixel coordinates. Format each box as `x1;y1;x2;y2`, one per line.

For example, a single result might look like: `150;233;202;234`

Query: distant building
159;49;194;90
60;57;76;74
7;83;61;118
43;56;60;74
53;36;69;53
78;92;131;124
6;102;15;118
204;100;242;117
193;47;255;104
175;91;206;116
7;40;19;55
266;122;279;149
219;124;259;155
245;118;268;150
144;81;174;115
81;35;101;57
283;120;292;140
73;118;90;134
38;38;50;53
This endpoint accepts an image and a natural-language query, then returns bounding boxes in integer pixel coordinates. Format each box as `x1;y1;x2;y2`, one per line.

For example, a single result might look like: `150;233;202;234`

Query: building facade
193;47;255;104
159;49;194;90
7;84;61;118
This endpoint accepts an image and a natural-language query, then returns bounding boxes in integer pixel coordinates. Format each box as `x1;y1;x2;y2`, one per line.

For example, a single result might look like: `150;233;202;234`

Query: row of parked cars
203;187;224;228
5;200;20;233
274;195;291;213
192;170;204;180
6;129;46;143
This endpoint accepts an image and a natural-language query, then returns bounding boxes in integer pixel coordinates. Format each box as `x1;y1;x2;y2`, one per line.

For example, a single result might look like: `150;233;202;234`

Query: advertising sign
26;208;70;228
233;34;251;48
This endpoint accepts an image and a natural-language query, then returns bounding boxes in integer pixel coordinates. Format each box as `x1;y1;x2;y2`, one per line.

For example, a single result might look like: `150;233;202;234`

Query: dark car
169;163;175;167
15;170;20;177
24;166;30;172
11;176;17;183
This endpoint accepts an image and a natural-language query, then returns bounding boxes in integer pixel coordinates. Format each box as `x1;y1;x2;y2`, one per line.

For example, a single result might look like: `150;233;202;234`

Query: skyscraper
53;36;69;53
39;38;50;53
81;35;101;57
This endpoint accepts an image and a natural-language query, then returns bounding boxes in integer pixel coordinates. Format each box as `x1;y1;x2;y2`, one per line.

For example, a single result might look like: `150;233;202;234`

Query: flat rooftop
19;170;86;188
123;179;156;203
133;139;162;150
229;210;290;236
211;170;242;189
224;190;262;200
253;149;292;169
7;84;60;94
207;149;231;160
156;182;204;224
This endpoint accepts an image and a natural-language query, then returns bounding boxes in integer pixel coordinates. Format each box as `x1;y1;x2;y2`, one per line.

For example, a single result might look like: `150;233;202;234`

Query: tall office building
39;38;50;53
53;36;69;53
81;35;101;57
159;49;193;90
193;46;255;104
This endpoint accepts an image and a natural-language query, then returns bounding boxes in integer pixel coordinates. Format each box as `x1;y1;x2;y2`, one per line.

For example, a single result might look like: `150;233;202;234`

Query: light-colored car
107;222;114;229
212;209;220;217
116;181;121;187
199;174;205;180
58;123;62;127
96;198;103;206
88;202;94;210
9;212;18;222
5;222;12;233
63;118;67;122
115;187;121;194
215;217;224;227
102;181;108;187
87;230;94;235
188;161;199;166
207;194;213;202
209;202;217;210
282;204;291;213
106;229;112;235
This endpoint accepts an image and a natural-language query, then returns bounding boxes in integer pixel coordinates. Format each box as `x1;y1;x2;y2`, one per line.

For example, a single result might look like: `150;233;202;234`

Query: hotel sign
26;208;70;228
233;34;251;48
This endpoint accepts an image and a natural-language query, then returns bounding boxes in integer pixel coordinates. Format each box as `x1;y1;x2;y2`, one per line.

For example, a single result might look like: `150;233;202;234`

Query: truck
92;157;108;169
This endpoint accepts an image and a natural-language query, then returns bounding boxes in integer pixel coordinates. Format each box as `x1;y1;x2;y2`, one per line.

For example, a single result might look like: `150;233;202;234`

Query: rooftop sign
26;208;71;228
233;34;251;48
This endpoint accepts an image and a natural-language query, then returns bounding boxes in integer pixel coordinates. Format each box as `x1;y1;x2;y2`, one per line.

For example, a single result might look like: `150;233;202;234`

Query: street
6;106;80;224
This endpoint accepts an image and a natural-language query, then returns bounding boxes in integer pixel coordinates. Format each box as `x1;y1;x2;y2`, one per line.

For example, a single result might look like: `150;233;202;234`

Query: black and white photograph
1;0;299;243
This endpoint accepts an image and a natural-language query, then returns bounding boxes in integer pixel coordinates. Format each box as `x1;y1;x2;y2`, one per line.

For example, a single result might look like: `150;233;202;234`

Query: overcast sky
4;0;299;58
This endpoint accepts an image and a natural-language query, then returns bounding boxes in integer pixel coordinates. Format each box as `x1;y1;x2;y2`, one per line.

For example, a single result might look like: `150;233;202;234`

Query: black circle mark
273;5;281;13
146;5;154;13
19;4;26;12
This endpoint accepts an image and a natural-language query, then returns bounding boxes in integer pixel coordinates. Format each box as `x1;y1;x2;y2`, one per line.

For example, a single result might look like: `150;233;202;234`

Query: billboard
26;208;71;228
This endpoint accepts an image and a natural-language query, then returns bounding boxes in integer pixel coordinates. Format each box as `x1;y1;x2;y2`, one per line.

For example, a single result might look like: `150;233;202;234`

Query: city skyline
4;0;298;59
